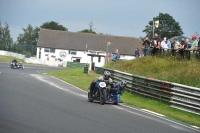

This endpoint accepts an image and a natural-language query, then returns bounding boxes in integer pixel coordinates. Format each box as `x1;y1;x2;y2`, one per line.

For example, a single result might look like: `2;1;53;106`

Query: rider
12;59;18;66
89;71;113;97
109;80;127;96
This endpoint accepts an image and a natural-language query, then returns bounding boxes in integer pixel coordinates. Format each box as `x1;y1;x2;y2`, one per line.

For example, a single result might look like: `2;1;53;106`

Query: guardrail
94;67;200;115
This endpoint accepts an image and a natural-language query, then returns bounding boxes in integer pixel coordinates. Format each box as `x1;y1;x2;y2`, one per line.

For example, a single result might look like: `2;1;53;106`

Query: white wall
0;50;25;59
120;55;136;60
36;47;106;68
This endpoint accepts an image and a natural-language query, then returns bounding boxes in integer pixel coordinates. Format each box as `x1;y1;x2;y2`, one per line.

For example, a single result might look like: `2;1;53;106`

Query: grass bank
105;56;200;88
46;68;200;127
0;55;24;63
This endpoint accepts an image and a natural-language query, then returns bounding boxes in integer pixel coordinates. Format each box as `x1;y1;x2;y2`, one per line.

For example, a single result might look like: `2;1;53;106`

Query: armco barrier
94;66;104;75
95;67;200;115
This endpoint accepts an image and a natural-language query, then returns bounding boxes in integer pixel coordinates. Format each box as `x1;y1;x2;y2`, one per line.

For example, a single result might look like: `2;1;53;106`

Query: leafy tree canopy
40;21;68;31
78;29;96;34
143;13;184;39
0;21;13;50
17;24;39;46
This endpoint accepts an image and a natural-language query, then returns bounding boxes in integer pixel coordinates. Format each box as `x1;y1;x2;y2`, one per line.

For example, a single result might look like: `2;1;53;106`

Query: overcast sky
0;0;199;42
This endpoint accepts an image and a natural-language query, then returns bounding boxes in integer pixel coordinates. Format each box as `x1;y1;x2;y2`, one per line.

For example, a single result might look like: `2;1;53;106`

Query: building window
68;50;76;55
71;51;76;55
50;48;55;53
44;48;55;53
44;48;50;52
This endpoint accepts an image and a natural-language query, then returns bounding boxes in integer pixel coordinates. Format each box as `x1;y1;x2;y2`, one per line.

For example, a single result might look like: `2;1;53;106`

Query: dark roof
38;28;142;55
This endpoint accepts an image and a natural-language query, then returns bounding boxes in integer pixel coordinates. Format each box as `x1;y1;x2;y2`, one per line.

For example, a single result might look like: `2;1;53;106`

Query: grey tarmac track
0;63;199;133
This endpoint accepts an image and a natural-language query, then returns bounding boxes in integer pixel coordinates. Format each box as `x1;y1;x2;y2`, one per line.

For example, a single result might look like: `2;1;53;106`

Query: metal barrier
96;67;200;115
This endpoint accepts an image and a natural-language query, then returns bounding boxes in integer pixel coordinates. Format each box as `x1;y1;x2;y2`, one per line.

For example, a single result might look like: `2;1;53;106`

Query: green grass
0;55;25;63
47;68;101;91
46;68;200;127
104;56;200;88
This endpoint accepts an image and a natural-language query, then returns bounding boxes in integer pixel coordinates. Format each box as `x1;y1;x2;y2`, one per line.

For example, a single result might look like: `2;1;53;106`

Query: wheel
87;88;93;102
22;66;24;70
100;89;106;105
113;101;118;105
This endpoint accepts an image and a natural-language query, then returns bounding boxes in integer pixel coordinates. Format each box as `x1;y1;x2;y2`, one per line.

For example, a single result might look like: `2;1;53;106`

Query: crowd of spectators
137;33;200;59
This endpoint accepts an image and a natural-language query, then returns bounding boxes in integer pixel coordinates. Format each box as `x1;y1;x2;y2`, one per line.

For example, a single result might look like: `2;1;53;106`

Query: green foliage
0;55;24;63
78;29;96;34
104;56;200;88
143;13;184;39
47;68;100;91
40;21;68;31
0;21;13;50
17;24;39;46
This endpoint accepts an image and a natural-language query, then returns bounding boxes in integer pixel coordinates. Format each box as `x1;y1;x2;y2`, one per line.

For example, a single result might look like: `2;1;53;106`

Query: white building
36;28;142;69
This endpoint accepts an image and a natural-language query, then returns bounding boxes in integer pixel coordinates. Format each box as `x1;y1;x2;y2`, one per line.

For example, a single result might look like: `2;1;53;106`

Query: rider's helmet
104;71;111;80
19;62;22;64
119;80;127;88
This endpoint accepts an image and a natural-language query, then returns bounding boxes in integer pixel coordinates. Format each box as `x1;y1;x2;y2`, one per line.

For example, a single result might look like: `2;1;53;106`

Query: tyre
100;88;106;105
113;101;118;105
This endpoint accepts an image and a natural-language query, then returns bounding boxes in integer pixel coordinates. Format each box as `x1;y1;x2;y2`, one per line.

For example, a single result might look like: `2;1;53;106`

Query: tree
17;24;39;46
78;21;96;34
79;29;96;34
143;13;184;39
40;21;68;31
0;22;13;50
0;21;3;49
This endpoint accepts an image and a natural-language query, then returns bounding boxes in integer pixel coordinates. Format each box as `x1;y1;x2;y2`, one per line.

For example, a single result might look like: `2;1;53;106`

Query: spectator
154;33;162;55
173;37;180;50
161;37;168;49
105;53;109;63
185;38;192;60
191;35;198;50
112;53;120;61
166;38;171;49
197;37;200;50
135;48;140;58
141;36;151;56
117;52;120;60
150;38;157;55
181;38;187;46
172;37;180;56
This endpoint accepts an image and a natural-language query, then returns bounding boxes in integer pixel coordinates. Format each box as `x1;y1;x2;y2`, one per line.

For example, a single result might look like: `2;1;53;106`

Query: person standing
154;33;162;55
166;38;171;49
141;36;151;56
191;35;198;50
135;48;140;58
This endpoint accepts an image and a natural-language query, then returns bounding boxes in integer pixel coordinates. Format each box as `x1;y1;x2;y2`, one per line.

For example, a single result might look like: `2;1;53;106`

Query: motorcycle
88;81;108;105
10;62;24;70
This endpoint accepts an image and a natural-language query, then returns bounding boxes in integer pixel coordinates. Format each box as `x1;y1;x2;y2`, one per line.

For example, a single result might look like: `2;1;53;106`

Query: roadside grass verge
105;56;200;88
0;55;24;63
46;68;200;127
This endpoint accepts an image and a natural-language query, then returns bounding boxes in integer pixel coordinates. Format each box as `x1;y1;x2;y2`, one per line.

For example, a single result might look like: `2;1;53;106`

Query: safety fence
94;67;200;115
